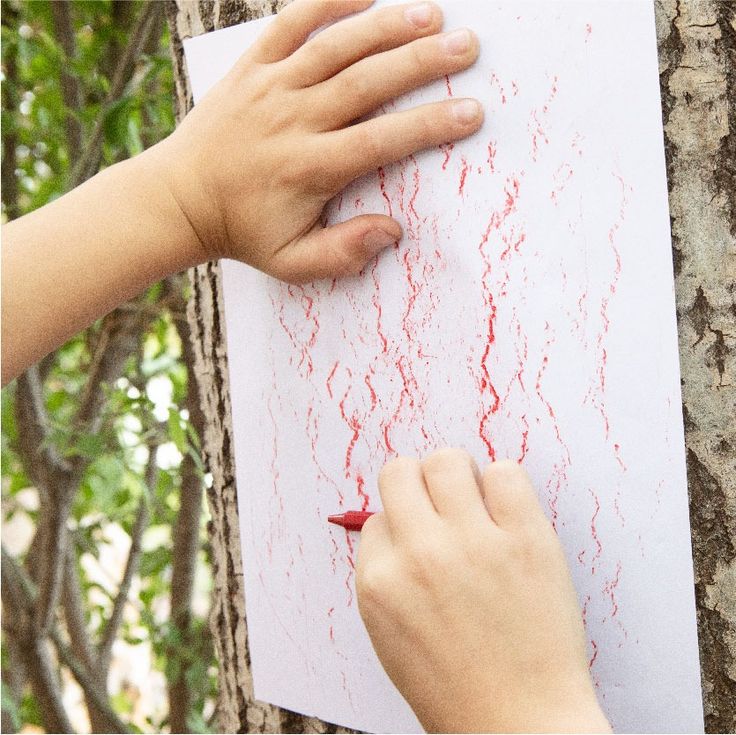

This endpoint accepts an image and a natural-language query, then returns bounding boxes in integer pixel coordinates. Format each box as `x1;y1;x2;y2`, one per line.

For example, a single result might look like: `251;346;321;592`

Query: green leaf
168;408;187;453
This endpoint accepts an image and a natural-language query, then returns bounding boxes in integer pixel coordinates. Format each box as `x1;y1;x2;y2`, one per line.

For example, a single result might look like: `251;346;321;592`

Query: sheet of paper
184;3;704;732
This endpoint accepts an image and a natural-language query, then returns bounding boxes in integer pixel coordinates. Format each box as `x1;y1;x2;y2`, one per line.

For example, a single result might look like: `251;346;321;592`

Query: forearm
1;143;202;385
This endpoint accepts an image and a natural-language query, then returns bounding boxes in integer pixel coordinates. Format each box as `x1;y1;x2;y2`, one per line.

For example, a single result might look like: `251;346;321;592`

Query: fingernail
452;98;482;124
405;2;434;29
363;229;398;252
442;28;472;55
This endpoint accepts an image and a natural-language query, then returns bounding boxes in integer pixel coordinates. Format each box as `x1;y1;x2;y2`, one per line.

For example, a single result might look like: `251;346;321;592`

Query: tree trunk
166;1;735;732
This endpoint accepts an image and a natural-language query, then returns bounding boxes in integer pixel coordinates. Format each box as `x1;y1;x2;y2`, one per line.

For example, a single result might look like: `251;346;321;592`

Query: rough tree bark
166;1;735;732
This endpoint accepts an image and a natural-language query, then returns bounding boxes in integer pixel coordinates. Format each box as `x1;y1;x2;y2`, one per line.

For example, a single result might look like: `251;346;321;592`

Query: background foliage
1;2;216;732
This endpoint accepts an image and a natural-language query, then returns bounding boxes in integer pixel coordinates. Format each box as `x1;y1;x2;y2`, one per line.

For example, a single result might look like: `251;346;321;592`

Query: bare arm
1;150;200;384
2;0;482;385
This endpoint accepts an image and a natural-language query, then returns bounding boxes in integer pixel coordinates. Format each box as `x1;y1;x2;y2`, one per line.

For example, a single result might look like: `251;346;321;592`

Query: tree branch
98;475;152;672
61;545;96;672
2;548;74;734
73;302;155;435
2;546;130;734
71;1;162;187
14;366;73;494
50;0;83;155
61;543;123;733
1;4;21;221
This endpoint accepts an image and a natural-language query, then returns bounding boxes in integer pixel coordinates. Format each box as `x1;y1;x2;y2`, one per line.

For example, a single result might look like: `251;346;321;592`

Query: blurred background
1;2;217;732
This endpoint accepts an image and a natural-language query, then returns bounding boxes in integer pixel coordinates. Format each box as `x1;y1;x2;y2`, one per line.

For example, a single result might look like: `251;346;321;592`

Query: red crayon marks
478;251;499;460
550;163;574;206
377;166;393;216
444;74;453;97
326;361;339;399
589;172;628;442
339;382;361;477
529;75;559;161
518;413;529;462
458;156;471;197
364;370;377;411
344;529;357;606
613;442;626;471
487;140;497;173
440;142;455;170
356;474;370;511
589;639;599;669
571;131;585;157
588;488;602;575
476;175;523;460
603;561;622;620
489;71;507;104
585;22;593;41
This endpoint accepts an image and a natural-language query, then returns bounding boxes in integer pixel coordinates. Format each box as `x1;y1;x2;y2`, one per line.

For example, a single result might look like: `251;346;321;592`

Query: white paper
184;3;704;732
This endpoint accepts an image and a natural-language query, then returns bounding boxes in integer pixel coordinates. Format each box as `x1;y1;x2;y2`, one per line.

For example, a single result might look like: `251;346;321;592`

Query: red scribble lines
529;75;559;161
377;166;392;216
587;172;627;440
458;156;470;196
589;639;599;670
440;142;455;170
476;176;522;460
343;530;356;607
487;140;497;173
306;403;343;507
550;162;574;205
588;488;603;575
602;561;627;641
478;249;499;459
489;71;507;104
534;322;571;524
326;360;339;399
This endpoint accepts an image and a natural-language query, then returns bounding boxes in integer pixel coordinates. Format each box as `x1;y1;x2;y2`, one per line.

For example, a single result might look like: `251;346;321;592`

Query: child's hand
158;0;482;282
356;450;611;734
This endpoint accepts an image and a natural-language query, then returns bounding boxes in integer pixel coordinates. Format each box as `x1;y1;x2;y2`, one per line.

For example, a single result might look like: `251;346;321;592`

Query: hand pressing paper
184;2;704;732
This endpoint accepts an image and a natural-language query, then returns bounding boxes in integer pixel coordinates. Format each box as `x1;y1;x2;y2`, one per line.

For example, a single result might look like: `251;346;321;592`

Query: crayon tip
327;514;345;527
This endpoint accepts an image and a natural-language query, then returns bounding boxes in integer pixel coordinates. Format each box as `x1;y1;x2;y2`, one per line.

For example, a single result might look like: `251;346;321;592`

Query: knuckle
354;125;383;165
404;537;443;581
373;9;397;39
356;560;392;606
378;455;418;487
463;528;494;562
422;446;472;475
506;529;558;574
482;458;528;487
408;37;429;70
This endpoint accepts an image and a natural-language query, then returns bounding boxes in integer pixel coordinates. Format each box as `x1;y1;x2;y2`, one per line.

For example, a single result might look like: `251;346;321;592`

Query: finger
326;98;483;184
288;1;443;87
480;460;548;531
269;215;401;283
377;455;438;537
421;448;491;524
355;512;392;614
316;28;479;127
250;0;375;64
358;511;391;551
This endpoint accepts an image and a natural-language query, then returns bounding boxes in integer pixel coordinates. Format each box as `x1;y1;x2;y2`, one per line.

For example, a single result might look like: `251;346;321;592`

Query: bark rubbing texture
167;0;735;731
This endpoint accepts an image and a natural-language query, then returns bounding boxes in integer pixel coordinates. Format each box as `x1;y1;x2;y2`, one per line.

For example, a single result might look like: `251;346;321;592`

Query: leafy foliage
1;2;216;732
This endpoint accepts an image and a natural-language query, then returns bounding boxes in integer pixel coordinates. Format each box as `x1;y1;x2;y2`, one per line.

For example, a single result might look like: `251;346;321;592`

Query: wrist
138;137;217;268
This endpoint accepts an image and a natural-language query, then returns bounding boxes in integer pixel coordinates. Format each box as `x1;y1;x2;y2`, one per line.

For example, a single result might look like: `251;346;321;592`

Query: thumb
270;215;402;283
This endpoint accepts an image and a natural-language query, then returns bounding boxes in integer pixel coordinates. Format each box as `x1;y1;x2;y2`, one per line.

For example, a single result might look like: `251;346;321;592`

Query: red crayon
327;511;374;532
